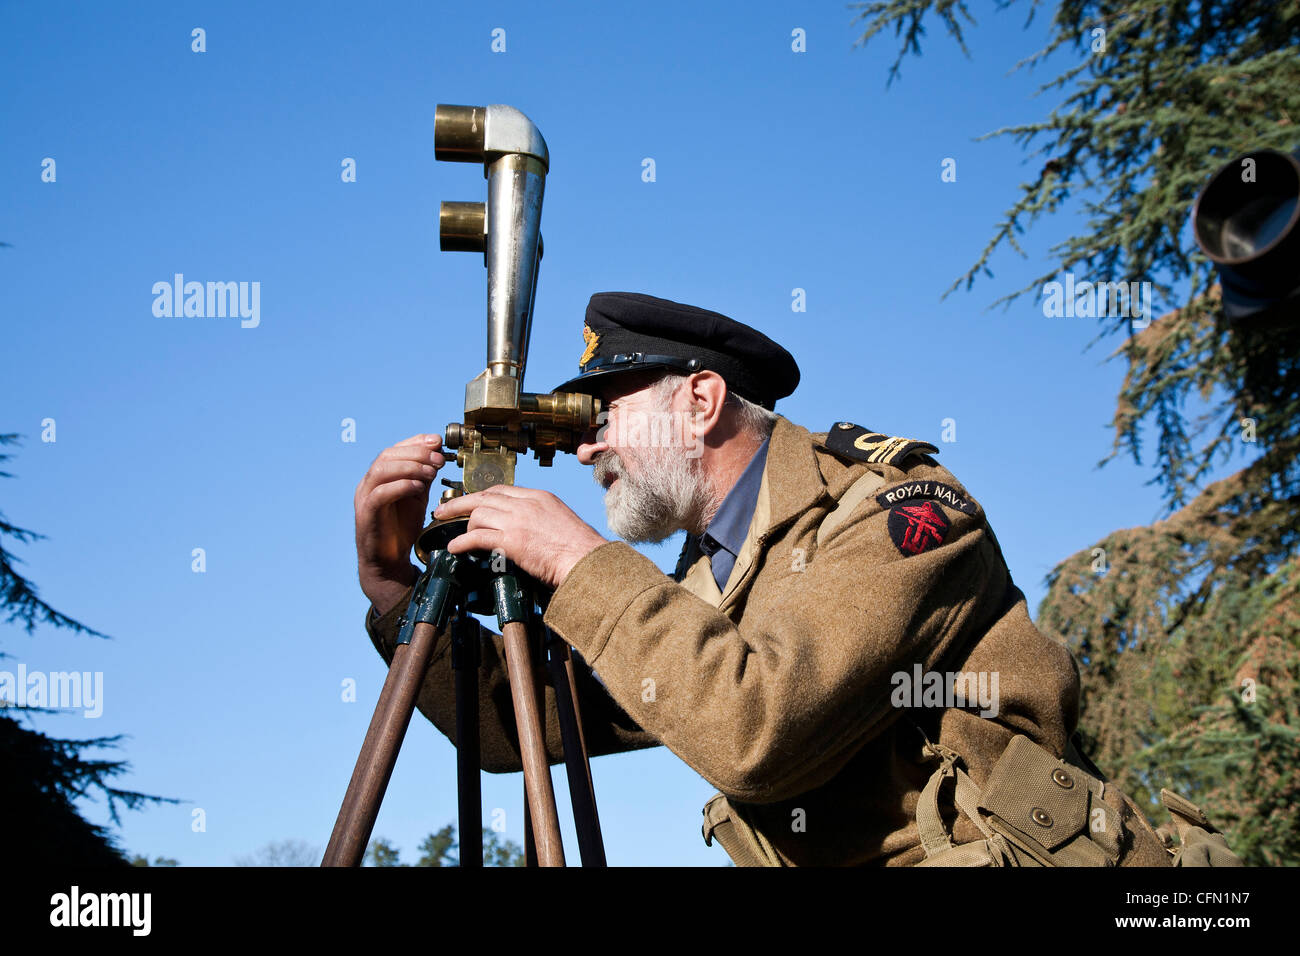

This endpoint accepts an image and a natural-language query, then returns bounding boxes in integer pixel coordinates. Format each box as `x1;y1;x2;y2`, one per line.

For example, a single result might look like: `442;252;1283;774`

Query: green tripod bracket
397;550;460;646
493;573;527;627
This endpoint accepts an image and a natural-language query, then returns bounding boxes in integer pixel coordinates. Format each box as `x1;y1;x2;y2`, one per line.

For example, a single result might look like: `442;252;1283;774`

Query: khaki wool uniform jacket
365;415;1172;866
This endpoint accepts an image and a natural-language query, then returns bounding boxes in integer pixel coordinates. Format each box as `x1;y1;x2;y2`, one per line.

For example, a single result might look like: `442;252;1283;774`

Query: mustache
592;450;628;488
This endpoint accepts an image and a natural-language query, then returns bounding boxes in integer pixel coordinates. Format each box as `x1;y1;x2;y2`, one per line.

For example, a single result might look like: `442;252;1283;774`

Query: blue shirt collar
700;435;770;565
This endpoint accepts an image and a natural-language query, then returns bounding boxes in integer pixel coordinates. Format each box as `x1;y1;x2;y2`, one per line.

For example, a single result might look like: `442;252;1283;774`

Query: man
354;292;1196;866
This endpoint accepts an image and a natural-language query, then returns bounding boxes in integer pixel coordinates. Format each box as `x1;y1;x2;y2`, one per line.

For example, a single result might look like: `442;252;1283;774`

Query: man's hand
433;485;607;590
355;433;447;615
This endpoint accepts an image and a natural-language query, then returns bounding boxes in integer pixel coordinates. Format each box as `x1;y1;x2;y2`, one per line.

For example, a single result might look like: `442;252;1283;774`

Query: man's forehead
590;371;667;403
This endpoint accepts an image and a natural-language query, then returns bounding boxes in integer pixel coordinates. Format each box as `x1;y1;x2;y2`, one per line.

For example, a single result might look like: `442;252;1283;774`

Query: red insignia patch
887;500;950;556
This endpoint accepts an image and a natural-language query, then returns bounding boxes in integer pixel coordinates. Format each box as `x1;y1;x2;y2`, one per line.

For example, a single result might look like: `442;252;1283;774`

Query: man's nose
575;426;607;466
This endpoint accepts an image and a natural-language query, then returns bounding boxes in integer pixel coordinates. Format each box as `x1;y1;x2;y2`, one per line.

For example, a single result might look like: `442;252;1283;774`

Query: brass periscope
419;105;600;561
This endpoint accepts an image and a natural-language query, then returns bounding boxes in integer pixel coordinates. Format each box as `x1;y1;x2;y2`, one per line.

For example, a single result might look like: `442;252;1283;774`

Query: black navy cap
551;292;800;410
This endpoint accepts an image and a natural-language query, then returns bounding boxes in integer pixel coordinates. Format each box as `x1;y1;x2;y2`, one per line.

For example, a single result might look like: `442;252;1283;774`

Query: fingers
365;476;434;510
445;528;502;556
433;492;484;520
372;457;440;481
395;433;443;449
378;442;446;468
464;502;510;532
357;450;444;500
372;435;446;476
434;483;541;519
441;500;513;554
428;501;511;538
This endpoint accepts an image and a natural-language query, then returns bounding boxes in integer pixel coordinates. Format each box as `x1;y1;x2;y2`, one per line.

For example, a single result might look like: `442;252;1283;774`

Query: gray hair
649;373;777;440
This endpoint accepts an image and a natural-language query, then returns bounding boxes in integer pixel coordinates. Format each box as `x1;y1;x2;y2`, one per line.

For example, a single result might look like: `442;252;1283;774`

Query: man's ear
684;371;728;440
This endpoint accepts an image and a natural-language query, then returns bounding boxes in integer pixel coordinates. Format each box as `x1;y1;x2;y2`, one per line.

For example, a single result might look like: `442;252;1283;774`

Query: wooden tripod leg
522;656;547;868
546;636;607;866
451;615;482;868
501;619;566;866
322;618;443;867
524;793;537;866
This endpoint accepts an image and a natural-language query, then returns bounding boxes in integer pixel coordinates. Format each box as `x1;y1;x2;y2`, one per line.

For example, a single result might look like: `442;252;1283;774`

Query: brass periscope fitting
417;105;601;563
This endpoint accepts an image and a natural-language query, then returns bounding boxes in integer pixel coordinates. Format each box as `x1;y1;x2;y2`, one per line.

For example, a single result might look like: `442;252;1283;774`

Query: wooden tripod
322;532;606;867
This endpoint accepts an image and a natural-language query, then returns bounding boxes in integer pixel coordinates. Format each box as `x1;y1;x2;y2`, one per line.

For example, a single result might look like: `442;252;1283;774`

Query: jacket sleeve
365;585;663;773
541;496;1009;804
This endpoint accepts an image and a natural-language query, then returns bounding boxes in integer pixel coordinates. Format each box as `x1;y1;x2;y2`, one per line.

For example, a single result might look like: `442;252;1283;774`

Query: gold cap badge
580;324;600;367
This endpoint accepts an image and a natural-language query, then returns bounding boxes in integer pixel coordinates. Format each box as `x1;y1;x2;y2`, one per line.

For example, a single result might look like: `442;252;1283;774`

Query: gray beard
593;445;717;543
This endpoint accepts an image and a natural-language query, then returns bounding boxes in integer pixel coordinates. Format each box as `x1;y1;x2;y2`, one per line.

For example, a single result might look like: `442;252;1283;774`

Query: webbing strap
915;840;997;867
954;769;996;840
914;717;999;860
707;820;765;867
1160;787;1213;844
917;742;963;858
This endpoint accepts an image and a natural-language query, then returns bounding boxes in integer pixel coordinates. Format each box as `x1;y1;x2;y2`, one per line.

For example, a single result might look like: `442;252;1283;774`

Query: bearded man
353;292;1200;867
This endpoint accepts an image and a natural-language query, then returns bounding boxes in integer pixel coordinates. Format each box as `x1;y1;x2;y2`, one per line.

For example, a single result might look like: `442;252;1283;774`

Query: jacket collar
672;415;832;604
757;415;832;542
708;416;830;610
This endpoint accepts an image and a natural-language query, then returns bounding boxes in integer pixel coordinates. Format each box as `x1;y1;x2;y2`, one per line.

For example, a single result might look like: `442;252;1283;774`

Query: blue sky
1;1;1241;866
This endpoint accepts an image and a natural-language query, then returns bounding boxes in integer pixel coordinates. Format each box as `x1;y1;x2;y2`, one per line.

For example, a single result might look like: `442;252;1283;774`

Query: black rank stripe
876;480;979;515
823;422;939;467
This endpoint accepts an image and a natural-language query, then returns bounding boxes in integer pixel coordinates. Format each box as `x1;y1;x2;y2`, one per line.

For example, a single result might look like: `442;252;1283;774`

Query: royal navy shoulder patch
887;500;950;556
876;480;978;516
823;422;938;467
